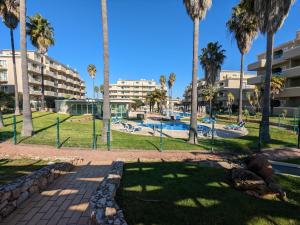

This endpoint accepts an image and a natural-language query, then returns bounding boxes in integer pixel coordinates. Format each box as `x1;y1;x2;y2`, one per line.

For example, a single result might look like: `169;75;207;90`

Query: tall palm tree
200;42;226;85
227;0;258;123
2;0;21;115
20;0;33;136
159;75;166;89
87;64;97;99
184;0;212;144
100;84;104;97
201;84;218;117
101;0;111;143
168;73;176;115
27;13;54;111
254;0;295;142
94;86;100;99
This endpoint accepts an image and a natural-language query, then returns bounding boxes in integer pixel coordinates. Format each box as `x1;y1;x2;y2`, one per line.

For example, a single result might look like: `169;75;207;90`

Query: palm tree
227;0;258;123
1;0;21;115
101;0;111;143
184;0;212;144
94;86;100;99
254;0;295;142
99;84;104;97
201;84;218;118
200;42;226;85
270;76;285;115
227;92;235;117
27;13;54;111
87;64;97;99
168;73;176;114
20;0;33;136
159;75;166;89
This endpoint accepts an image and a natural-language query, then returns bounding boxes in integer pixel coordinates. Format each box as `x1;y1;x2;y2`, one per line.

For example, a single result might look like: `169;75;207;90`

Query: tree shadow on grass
3;112;54;127
117;161;300;225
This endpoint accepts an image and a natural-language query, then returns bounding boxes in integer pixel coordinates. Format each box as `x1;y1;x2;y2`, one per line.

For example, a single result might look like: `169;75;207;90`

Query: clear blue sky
0;0;299;98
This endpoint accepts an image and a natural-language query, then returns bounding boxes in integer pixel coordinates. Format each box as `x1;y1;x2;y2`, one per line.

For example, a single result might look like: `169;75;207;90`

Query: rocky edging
0;158;81;221
90;161;127;225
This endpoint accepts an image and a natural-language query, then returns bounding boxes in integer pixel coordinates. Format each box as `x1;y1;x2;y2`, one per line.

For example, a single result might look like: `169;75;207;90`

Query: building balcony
28;77;40;85
247;75;265;85
248;59;266;71
283;46;300;59
44;91;55;97
282;66;300;78
57;84;66;89
57;75;65;80
44;80;54;87
28;65;40;73
0;64;7;70
30;90;41;96
278;86;300;98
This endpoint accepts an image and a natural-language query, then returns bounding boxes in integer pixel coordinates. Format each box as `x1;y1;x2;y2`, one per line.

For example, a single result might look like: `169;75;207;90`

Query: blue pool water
139;121;211;132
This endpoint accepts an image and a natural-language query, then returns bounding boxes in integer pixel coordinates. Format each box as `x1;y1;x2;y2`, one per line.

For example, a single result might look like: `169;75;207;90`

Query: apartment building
247;30;300;116
109;79;161;101
0;50;86;104
183;70;256;112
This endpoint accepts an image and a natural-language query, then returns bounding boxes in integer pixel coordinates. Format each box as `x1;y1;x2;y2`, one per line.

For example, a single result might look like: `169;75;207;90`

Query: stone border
90;161;127;225
0;158;81;221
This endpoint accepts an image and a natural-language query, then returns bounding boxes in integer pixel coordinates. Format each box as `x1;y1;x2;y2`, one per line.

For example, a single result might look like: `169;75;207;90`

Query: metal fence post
56;117;60;149
211;120;215;152
160;120;163;152
298;120;300;149
107;119;111;151
92;115;96;150
13;115;17;145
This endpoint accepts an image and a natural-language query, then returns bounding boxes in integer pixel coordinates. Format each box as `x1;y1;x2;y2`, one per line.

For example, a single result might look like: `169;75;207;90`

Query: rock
0;201;8;211
246;155;274;180
11;188;21;200
16;191;29;206
231;168;268;195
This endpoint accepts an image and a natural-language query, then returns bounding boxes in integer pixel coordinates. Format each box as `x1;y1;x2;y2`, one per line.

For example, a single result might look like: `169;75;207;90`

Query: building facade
247;30;300;116
109;79;161;101
183;70;256;112
0;50;86;105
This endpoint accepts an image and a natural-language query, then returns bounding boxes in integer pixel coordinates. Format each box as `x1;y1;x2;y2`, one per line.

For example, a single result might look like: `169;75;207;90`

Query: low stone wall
0;159;80;221
90;161;127;225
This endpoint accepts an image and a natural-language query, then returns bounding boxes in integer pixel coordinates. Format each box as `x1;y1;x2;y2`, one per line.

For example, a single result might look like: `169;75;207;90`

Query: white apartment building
183;70;257;111
248;30;300;116
0;50;86;104
109;79;161;101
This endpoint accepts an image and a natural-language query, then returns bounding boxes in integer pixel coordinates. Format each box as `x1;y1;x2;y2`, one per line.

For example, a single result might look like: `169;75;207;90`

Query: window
0;71;7;81
0;60;7;68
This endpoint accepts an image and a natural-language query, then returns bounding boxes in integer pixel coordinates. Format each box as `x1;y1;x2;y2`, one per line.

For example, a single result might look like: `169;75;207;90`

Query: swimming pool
139;121;211;132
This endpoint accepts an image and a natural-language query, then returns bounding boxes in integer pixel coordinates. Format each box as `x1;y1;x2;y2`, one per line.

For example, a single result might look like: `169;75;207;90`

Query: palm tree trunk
10;28;20;116
238;53;244;123
101;0;111;143
20;0;33;137
40;56;45;111
209;98;212;118
188;17;199;145
260;31;273;143
0;110;3;128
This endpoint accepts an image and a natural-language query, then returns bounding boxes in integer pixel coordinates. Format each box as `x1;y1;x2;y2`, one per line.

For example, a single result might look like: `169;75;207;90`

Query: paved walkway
1;162;111;225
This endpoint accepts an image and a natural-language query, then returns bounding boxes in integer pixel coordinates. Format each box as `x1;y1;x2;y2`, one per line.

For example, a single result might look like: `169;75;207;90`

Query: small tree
270;76;285;115
201;84;218;118
227;92;235;117
131;99;145;111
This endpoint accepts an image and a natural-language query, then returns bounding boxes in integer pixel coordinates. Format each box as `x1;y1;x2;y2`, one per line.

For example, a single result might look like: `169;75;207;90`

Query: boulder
246;155;274;180
231;168;268;195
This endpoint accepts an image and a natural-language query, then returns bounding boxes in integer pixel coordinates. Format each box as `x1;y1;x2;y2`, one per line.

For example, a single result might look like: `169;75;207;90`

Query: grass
0;112;298;153
117;162;300;225
0;158;49;184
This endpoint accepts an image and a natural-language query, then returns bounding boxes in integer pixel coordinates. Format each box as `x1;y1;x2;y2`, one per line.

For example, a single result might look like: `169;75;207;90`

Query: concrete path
0;162;111;225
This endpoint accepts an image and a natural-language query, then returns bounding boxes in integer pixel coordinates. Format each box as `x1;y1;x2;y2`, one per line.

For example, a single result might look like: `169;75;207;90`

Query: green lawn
0;112;298;153
117;162;300;225
0;158;49;184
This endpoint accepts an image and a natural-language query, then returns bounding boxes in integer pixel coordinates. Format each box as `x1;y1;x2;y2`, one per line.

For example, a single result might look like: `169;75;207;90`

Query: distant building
0;50;86;106
109;79;161;101
183;70;256;112
247;30;300;116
